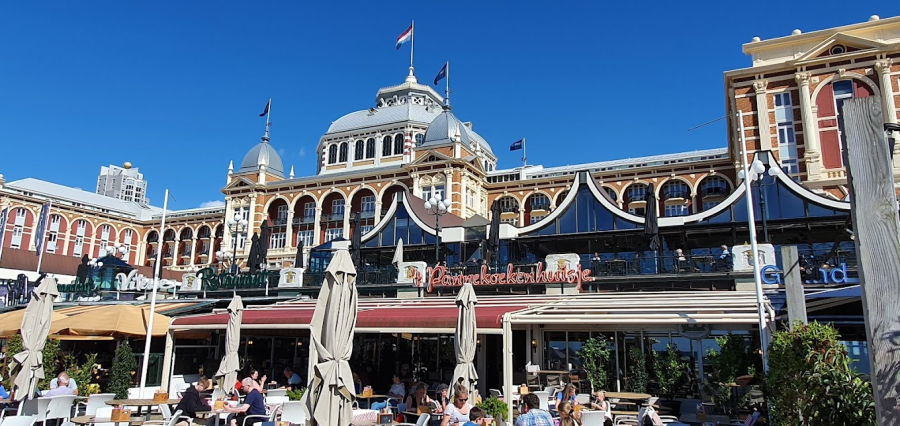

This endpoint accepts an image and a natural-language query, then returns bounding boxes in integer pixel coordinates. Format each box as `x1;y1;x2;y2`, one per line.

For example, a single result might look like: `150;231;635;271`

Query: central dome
422;110;495;156
239;137;284;178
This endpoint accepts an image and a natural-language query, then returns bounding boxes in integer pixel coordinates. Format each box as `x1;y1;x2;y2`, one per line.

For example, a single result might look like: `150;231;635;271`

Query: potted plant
109;340;137;399
577;337;612;391
625;347;648;393
476;396;509;426
652;344;687;414
287;387;306;401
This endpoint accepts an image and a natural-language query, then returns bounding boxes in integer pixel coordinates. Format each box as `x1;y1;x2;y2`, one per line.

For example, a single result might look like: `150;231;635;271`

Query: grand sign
760;263;859;285
419;263;594;293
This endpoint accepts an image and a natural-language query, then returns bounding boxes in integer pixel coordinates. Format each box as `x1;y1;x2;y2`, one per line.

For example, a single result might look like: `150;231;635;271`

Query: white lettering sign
115;269;180;292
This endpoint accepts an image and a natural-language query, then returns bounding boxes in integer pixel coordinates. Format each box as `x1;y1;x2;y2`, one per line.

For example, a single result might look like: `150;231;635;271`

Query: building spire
289;165;295;179
228;160;234;174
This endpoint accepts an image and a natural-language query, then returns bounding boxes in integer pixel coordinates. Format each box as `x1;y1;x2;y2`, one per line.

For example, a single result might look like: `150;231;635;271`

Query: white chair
575;393;590;405
489;389;503;399
241;406;278;426
279;401;306;425
264;396;289;406
580;411;607;426
265;389;287;398
615;416;639;426
155;403;191;425
78;393;116;416
543;386;557;399
532;391;550;411
659;415;681;424
0;415;38;426
45;395;79;426
394;412;429;426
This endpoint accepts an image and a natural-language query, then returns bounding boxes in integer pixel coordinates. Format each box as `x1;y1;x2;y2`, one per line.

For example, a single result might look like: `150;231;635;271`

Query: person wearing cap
435;383;450;413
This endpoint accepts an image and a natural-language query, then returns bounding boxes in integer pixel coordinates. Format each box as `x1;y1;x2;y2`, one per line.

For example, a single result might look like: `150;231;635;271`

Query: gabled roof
4;178;163;220
792;32;890;64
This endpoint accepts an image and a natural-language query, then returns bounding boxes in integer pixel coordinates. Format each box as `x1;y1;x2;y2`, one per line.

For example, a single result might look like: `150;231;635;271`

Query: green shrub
577;337;612;391
477;395;509;420
64;352;99;395
652;344;686;400
108;341;137;399
704;334;752;416
767;322;875;425
625;347;648;393
286;387;306;401
3;334;61;391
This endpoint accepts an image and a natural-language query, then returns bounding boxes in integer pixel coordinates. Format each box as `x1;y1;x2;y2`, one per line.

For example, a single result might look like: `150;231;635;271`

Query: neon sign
420;263;593;293
760;263;858;285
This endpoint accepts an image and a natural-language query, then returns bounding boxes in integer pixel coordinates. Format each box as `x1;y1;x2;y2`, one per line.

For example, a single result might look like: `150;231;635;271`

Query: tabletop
604;392;651;400
106;399;182;406
71;415;145;425
535;370;570;375
355;394;387;400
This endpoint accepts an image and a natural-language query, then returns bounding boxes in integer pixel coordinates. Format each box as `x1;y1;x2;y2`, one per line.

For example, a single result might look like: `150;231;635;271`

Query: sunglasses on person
458;398;468;402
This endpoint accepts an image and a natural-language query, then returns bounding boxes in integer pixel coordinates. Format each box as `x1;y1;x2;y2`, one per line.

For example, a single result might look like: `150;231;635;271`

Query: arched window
625;184;648;216
699;176;730;211
366;138;375;159
339;142;348;163
328;145;337;164
415;134;424;145
661;180;690;217
604;187;618;202
382;135;392;156
815;78;875;169
354;140;364;160
394;133;404;155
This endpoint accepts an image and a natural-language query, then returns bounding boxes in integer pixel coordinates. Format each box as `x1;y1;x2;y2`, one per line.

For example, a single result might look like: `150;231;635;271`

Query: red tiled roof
0;248;182;280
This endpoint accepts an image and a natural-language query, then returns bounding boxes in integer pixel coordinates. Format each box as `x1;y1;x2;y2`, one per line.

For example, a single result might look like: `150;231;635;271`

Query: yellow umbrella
50;304;170;338
0;308;67;338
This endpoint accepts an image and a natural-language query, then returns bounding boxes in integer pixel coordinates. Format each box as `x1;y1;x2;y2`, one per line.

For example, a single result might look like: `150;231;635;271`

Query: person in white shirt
49;372;78;395
387;374;406;400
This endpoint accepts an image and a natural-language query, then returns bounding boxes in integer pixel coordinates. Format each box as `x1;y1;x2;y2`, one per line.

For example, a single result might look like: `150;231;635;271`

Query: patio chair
0;416;37;426
93;406;115;426
545;374;562;387
532;391;550;411
265;389;287;398
279;401;307;425
264;396;289;407
144;409;186;426
658;415;681;424
544;387;557;399
614;415;639;425
241;406;278;426
580;410;607;426
526;374;542;391
77;393;115;416
489;389;503;399
44;395;79;426
156;403;192;425
728;411;760;426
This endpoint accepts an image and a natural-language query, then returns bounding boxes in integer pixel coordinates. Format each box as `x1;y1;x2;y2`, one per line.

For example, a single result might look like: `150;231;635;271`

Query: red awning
172;298;531;331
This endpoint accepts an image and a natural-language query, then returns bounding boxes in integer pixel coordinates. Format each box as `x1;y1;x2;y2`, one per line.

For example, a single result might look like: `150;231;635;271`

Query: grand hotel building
0;15;897;281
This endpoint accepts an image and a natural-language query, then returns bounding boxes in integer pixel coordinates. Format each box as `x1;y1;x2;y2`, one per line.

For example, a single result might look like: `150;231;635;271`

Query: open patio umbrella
214;295;244;398
0;308;67;338
487;200;501;269
50;304;169;338
392;238;404;267
305;249;358;426
452;282;479;398
643;183;660;273
11;275;59;402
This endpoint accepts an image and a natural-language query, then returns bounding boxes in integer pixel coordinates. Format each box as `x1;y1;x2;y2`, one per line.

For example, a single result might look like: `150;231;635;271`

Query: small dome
422;110;495;156
239;137;284;177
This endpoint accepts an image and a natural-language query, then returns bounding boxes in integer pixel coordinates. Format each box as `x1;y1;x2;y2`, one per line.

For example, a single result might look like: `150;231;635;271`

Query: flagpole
445;61;450;107
522;138;528;168
265;98;272;138
410;20;415;74
0;206;8;267
35;200;52;274
140;189;168;396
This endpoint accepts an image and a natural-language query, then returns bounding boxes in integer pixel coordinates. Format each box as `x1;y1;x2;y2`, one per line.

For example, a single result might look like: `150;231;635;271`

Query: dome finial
406;66;417;83
289;165;295;179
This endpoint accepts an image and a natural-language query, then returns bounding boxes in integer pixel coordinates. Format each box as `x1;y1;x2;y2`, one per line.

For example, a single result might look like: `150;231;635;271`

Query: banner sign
421;262;593;293
190;267;278;292
678;324;711;339
398;261;427;287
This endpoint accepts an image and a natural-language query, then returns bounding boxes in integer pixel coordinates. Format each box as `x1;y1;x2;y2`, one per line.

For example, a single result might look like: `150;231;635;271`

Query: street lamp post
220;212;248;275
423;193;452;265
738;151;781;243
736;110;771;373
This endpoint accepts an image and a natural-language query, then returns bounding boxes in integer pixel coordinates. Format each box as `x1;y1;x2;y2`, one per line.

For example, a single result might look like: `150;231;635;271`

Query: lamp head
424;201;432;209
752;159;765;175
428;197;437;206
239;219;248;227
434;193;442;202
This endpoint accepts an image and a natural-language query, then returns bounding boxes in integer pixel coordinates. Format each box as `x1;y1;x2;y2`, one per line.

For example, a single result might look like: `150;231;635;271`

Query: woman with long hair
441;384;473;426
555;383;578;414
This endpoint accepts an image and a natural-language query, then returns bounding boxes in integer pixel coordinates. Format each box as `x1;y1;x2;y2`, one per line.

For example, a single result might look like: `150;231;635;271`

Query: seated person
589;391;613;425
406;382;437;413
555;384;578;415
387;374;406;400
176;377;212;424
43;373;76;396
435;383;450;413
49;372;78;395
442;384;473;426
557;401;581;426
283;367;302;390
462;407;486;426
515;393;553;426
353;372;363;395
209;378;266;426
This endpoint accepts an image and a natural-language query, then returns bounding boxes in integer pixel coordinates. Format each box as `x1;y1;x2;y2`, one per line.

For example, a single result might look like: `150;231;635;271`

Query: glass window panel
567;332;591;370
545;332;567;370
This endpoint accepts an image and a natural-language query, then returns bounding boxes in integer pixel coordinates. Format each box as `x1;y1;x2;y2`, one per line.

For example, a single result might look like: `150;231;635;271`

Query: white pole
738;110;770;373
522;138;528;168
410;20;415;72
35;200;52;274
265;98;272;137
445;61;450;107
140;189;169;395
0;207;8;266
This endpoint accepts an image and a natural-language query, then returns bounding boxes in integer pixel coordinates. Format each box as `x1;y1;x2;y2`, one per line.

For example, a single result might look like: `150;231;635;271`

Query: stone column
795;72;822;178
374;200;383;223
286;209;295;248
444;169;455;214
313;207;323;246
342;197;351;239
875;60;900;166
190;237;198;266
246;194;257;256
753;80;772;150
411;173;421;197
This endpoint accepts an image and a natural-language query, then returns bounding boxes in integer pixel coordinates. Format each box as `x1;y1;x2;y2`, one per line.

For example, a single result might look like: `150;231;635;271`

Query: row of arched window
326;133;426;165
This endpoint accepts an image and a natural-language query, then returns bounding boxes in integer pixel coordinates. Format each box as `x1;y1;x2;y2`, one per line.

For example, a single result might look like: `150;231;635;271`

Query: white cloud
299;147;306;157
200;200;226;208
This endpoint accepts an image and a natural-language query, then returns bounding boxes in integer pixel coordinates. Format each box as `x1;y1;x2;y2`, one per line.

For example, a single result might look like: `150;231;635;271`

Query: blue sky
1;2;897;209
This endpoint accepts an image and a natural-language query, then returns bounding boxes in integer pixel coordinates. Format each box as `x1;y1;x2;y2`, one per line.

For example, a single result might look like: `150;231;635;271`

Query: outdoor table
71;415;145;425
355;393;387;408
106;399;181;419
604;392;650;401
692;255;715;272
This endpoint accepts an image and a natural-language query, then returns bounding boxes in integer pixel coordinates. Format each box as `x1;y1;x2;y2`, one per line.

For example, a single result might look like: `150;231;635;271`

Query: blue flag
433;62;448;86
34;202;51;256
259;99;270;117
510;138;524;151
0;207;8;250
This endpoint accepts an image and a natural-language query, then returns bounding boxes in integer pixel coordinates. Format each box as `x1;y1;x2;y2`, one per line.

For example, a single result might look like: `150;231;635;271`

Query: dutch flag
396;23;413;49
